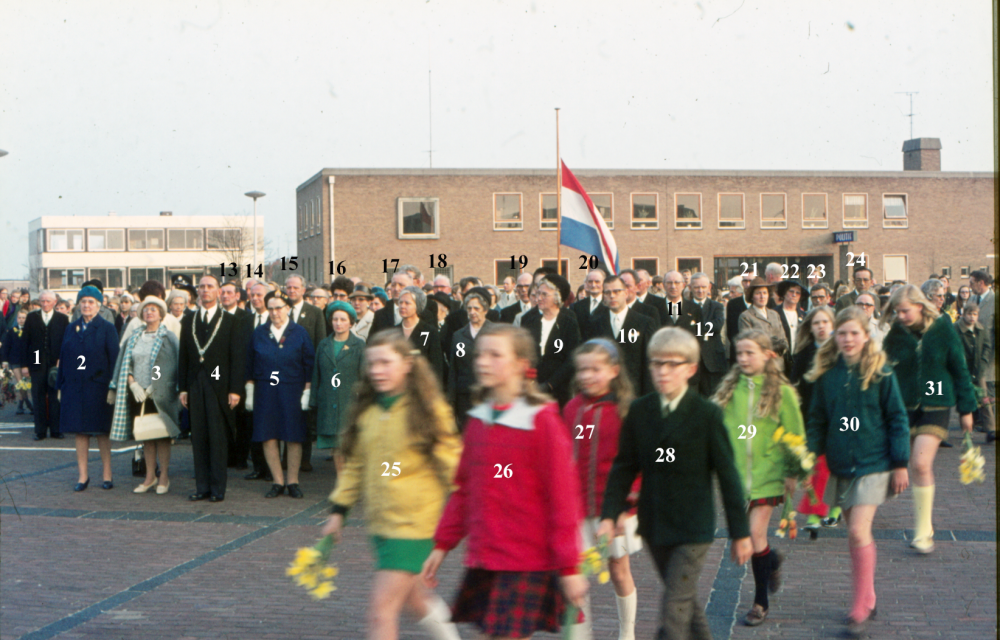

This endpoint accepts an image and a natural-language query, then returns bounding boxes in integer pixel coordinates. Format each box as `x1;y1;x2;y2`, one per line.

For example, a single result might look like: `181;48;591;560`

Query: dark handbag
47;366;58;389
132;448;146;477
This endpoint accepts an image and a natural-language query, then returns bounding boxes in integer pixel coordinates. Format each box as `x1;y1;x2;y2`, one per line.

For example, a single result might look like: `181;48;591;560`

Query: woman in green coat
311;301;366;472
882;284;976;555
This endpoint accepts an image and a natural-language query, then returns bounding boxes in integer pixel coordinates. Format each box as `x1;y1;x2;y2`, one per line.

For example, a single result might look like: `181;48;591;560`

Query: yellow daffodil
321;566;338;578
296;572;319;589
310;581;336;600
598;571;610;584
772;426;786;442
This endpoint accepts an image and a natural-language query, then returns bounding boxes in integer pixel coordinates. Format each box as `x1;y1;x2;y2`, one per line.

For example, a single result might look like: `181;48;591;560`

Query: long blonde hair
805;307;887;390
469;324;552;406
880;284;939;332
571;339;635;419
341;330;449;462
794;306;835;354
712;329;794;419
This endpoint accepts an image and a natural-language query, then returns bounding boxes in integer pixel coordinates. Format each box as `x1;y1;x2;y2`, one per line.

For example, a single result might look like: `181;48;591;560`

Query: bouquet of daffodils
775;502;798;540
771;427;818;504
286;534;338;600
561;534;610;639
15;377;31;392
959;433;986;485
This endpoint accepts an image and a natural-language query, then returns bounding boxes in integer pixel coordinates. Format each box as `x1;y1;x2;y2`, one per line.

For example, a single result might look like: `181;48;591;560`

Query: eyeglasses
267;305;287;311
515;284;530;290
856;302;875;308
810;295;828;301
650;359;690;370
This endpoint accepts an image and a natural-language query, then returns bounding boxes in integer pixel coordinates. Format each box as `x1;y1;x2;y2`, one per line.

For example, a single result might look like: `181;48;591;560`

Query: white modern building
28;212;264;297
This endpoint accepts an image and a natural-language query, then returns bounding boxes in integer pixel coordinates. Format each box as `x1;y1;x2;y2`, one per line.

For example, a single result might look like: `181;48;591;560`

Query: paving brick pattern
1;404;995;639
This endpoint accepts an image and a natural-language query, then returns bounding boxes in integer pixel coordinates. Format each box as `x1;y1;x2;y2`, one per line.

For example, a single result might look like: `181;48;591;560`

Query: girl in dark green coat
882;285;976;555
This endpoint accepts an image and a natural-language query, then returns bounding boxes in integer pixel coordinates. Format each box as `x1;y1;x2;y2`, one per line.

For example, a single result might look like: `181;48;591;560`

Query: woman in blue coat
58;286;121;491
245;291;315;500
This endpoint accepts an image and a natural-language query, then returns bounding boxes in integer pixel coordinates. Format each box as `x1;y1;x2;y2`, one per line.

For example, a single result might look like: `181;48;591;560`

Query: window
47;229;84;252
540;193;558;230
397;198;439;239
495;259;520;287
940;266;952;278
130;268;166;290
632;258;659;276
631;193;658;229
37;229;45;253
167;229;204;250
541;259;570;277
675;193;702;229
883;194;908;228
843;194;868;228
676;257;703;274
590;193;613;229
128;229;165;251
298;204;304;240
48;268;85;288
713;255;834;288
718;194;745;229
206;229;241;250
961;266;970;278
494;193;523;230
88;229;125;251
883;255;908;283
802;194;828;229
760;194;787;229
88;268;124;289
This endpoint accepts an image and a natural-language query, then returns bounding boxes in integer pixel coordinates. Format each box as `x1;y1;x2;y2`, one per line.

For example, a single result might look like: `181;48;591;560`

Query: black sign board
833;231;856;244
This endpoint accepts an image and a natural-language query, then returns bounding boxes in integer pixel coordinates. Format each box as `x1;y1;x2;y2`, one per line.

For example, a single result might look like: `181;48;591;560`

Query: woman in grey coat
738;277;789;355
109;297;182;494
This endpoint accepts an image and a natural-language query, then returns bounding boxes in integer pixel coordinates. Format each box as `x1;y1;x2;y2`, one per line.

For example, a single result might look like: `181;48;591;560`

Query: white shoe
909;536;934;554
134;480;158;493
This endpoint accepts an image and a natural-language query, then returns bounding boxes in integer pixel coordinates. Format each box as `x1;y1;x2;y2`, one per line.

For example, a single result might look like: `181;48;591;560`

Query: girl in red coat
421;324;588;640
563;339;641;640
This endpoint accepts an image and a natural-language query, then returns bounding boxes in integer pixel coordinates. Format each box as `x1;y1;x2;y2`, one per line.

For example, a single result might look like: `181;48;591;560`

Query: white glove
244;382;254;412
129;381;147;403
300;388;311;411
107;390;117;405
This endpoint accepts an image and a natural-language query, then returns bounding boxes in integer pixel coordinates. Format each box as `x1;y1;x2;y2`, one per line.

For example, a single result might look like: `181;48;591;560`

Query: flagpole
556;108;562;277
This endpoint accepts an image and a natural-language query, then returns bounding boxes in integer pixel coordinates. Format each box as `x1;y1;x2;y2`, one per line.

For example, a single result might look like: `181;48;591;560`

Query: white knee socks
417;595;461;640
615;590;637;640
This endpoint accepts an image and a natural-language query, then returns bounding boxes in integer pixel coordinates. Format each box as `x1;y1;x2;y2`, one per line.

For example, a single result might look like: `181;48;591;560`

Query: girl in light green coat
713;328;804;627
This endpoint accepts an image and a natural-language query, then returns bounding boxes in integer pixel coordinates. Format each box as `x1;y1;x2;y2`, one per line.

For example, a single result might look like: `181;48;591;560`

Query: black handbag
131;448;146;477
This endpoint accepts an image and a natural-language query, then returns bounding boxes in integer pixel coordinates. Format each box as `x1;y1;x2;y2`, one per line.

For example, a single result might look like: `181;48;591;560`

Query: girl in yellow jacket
322;330;463;640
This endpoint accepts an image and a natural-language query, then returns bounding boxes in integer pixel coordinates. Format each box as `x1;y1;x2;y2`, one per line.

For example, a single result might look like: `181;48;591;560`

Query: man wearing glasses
807;283;832;311
499;272;534;324
835;266;877;315
306;285;332;309
586;274;657;394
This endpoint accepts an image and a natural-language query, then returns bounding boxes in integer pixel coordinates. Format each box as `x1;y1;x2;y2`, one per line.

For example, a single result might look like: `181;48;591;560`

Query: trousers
189;372;229;497
30;369;60;437
648;542;712;640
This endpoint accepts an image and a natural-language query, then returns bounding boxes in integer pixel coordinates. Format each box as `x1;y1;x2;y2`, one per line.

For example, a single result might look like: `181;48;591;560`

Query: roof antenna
896;91;918;139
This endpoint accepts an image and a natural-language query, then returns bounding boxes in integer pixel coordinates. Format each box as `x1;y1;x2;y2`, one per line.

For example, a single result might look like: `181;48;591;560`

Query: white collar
610;306;628;321
467;397;546;430
270;321;289;342
201;304;219;322
660;386;689;414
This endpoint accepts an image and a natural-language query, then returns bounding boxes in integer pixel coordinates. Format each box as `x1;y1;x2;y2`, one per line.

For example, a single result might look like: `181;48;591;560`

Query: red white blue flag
558;160;619;274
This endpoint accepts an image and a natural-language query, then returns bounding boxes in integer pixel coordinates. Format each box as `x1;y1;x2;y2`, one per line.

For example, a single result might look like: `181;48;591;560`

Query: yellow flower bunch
959;434;986;485
15;378;31;392
286;535;338;600
579;545;610;584
772;427;816;473
776;508;798;539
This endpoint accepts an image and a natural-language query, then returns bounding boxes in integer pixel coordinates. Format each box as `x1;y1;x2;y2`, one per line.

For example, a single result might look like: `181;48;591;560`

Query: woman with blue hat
310;300;366;471
59;285;121;491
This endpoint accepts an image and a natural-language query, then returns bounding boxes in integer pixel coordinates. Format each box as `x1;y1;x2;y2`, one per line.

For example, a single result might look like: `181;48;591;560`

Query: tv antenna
896;91;918;139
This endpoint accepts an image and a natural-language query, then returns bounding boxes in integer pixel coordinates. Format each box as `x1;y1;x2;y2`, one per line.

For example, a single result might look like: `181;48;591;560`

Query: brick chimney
902;138;941;171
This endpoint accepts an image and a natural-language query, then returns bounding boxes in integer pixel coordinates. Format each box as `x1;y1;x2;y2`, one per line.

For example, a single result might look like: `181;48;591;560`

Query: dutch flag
558;160;619;274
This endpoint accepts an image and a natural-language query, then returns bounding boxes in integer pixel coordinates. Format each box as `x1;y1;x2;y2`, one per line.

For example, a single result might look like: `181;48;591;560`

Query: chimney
902;138;941;171
160;211;173;216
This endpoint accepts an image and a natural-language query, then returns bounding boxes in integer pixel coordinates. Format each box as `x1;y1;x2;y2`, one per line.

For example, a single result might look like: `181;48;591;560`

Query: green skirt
370;536;435;574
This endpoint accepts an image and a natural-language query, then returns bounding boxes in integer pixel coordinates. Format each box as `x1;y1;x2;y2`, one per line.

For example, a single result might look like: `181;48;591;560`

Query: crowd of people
0;261;994;640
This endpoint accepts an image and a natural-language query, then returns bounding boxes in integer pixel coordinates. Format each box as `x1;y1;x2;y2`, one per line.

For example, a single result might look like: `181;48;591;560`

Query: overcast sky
0;0;994;277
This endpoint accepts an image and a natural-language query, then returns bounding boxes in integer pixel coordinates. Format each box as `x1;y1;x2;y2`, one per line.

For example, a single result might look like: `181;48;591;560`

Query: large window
675;193;702;229
397;198;439;239
540;193;558;229
495;259;521;287
883;255;908;283
128;229;165;251
47;229;84;252
718;194;745;229
541;259;570;277
760;194;787;229
168;229;204;250
88;229;125;251
713;255;834;288
88;268;125;289
48;268;86;288
206;228;241;250
590;193;613;229
631;193;658;229
494;193;523;230
129;268;166;290
802;193;828;229
883;194;908;228
676;257;703;274
632;258;659;276
843;194;868;228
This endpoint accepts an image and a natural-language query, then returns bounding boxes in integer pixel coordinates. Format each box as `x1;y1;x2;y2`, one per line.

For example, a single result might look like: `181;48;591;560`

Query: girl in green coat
713;329;804;627
882;285;977;554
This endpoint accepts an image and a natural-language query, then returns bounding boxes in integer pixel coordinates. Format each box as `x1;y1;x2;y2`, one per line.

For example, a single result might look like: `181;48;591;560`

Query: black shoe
939;440;953;448
52;434;64;439
74;479;89;492
33;434;46;441
188;492;211;501
287;484;304;499
265;484;285;498
101;480;114;490
244;470;271;481
209;494;225;502
986;432;996;444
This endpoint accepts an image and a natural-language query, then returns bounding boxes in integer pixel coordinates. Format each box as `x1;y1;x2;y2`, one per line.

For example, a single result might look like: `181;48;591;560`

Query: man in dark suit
661;271;702;334
283;274;326;472
220;281;251;469
636;269;669;326
690;273;728;396
241;283;272;481
179;275;245;502
499;273;533;324
370;270;439;336
571;268;606;340
835;266;876;315
726;272;755;362
620;270;662;325
588;275;657;395
17;291;69;440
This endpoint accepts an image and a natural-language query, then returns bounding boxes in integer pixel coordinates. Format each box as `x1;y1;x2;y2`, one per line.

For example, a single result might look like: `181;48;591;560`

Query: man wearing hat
349;285;375;341
738;277;788;354
71;280;116;324
18;290;69;440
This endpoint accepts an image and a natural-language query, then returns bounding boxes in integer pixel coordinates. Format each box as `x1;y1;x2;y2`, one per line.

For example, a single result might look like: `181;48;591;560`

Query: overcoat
310;332;365;449
57;315;119;434
246;321;315;442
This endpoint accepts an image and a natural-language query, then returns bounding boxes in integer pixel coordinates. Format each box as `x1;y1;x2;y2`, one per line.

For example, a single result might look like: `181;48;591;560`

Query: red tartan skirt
451;568;569;637
747;495;784;511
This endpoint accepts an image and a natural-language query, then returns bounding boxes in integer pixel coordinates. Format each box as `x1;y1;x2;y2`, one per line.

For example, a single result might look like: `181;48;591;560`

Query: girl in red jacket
422;324;588;640
563;338;640;640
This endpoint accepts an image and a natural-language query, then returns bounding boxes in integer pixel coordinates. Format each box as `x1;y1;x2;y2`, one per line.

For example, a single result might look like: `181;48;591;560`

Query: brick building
295;138;994;290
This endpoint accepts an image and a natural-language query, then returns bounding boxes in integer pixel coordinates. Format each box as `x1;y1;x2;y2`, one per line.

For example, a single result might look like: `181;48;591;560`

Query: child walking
805;307;910;637
421;324;588;640
322;330;463;640
713;329;804;626
563;339;641;640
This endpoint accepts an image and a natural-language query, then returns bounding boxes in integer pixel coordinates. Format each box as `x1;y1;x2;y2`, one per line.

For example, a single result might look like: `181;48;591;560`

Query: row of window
45;266;210;291
39;228;242;253
299;196;322;240
390;192;910;239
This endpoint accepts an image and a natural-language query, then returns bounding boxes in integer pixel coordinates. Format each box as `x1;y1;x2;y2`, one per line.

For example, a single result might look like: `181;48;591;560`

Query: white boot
417;595;461;640
615;590;637;640
566;593;594;640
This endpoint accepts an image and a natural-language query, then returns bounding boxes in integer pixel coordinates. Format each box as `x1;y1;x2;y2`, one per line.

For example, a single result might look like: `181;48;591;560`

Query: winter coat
57;315;119;434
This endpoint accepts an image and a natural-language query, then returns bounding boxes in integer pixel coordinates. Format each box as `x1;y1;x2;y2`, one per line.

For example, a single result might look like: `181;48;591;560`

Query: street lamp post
244;191;265;271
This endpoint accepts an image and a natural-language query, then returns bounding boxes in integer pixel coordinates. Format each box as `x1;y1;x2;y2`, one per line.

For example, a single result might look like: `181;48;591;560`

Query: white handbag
132;399;177;441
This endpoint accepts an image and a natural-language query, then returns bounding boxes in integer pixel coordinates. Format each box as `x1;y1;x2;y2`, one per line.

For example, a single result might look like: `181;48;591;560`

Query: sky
0;0;994;277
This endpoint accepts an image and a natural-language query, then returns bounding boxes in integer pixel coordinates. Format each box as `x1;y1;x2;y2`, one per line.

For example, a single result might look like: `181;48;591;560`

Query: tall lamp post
244;191;265;271
0;149;8;158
